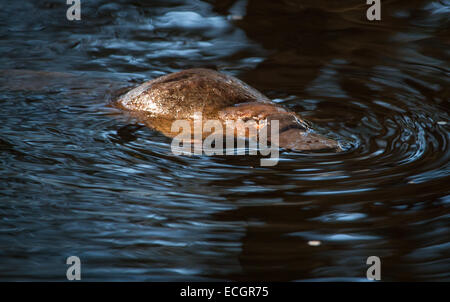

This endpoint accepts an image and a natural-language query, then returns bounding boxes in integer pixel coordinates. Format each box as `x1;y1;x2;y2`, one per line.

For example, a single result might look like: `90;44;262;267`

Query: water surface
0;0;449;281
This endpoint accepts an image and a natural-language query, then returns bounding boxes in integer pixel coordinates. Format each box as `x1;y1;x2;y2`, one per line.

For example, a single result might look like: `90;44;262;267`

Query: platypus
115;68;339;152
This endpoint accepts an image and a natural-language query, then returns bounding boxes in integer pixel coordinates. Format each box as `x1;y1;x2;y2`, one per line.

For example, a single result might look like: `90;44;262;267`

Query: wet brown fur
115;68;339;151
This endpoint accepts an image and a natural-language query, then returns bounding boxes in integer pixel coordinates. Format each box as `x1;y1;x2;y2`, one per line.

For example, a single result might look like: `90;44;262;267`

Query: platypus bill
115;68;340;152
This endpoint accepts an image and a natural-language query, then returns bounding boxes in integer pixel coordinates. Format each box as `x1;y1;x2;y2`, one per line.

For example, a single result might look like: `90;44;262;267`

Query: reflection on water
0;0;449;281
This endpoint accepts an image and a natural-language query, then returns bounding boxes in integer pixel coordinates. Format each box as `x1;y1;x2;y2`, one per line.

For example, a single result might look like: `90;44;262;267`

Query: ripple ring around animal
114;68;341;151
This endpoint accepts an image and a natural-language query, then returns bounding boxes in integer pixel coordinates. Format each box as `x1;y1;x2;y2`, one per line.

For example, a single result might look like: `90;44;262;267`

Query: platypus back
115;68;272;120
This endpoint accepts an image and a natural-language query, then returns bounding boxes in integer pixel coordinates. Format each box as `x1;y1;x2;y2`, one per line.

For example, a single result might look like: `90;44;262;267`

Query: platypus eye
280;123;306;133
241;116;257;122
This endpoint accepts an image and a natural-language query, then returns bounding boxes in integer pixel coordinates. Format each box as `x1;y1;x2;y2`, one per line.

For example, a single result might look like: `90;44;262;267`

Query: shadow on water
0;0;449;280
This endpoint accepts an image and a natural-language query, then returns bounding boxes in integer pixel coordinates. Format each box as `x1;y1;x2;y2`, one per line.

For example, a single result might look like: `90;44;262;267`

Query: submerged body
115;68;339;151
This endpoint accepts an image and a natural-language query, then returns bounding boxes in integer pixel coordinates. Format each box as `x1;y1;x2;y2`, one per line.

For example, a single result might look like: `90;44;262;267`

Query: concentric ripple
0;0;448;281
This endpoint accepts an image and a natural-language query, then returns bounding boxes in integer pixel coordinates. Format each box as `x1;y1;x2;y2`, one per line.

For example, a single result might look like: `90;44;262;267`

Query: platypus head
219;102;340;152
265;113;340;151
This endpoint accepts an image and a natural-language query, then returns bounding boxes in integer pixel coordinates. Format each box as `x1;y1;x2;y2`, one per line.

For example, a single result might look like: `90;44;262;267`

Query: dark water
0;0;449;281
